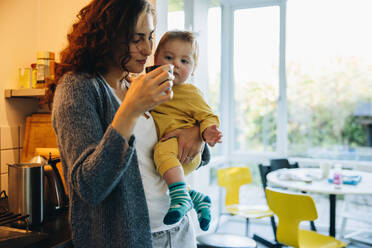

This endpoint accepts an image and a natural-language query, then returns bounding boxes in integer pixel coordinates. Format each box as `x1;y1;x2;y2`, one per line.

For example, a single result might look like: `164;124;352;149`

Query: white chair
339;194;372;245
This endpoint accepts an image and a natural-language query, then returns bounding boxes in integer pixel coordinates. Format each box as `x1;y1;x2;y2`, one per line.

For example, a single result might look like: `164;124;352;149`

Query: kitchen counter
27;209;72;248
0;196;72;248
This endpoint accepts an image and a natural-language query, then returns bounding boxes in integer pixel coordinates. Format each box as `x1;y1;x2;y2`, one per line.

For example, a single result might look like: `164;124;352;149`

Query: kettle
8;154;68;226
29;155;68;218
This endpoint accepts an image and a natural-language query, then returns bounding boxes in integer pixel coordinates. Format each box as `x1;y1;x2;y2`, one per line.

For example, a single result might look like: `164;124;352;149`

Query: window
158;0;372;228
286;0;372;161
208;6;221;117
168;0;184;30
208;3;222;156
160;0;372;167
218;0;285;162
233;6;280;153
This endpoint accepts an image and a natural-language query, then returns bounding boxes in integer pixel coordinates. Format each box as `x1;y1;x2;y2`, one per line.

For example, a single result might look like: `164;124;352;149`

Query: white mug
320;162;331;179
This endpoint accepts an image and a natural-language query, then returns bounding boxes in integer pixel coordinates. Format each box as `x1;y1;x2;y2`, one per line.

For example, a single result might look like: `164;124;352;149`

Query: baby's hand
202;125;222;147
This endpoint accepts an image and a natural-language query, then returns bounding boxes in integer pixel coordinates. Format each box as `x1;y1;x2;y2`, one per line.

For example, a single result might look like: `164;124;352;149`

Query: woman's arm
53;67;174;205
53;76;135;205
112;65;174;140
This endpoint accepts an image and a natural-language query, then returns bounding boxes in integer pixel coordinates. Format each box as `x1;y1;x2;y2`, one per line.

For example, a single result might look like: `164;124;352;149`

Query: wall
0;0;90;193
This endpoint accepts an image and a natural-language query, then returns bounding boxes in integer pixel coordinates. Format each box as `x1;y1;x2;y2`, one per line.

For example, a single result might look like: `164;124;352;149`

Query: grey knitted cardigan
52;73;210;248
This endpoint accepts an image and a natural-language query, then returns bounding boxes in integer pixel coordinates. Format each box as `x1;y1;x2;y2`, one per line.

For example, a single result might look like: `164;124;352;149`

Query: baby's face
155;40;195;85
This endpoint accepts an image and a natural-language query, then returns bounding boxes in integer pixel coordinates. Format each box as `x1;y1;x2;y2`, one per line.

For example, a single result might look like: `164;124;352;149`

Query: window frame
157;0;372;169
221;0;287;164
158;0;287;164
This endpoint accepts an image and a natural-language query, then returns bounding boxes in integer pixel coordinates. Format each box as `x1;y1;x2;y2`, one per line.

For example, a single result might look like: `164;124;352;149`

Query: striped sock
190;189;211;231
164;182;193;225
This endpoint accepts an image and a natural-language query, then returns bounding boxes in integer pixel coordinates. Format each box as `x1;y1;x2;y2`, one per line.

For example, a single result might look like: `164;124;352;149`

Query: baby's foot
190;189;211;231
164;182;193;225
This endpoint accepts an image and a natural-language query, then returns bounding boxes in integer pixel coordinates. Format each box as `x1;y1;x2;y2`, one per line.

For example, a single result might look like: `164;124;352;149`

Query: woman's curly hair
45;0;154;105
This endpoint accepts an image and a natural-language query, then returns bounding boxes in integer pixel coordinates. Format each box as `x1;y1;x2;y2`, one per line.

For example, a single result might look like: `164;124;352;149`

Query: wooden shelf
4;88;46;98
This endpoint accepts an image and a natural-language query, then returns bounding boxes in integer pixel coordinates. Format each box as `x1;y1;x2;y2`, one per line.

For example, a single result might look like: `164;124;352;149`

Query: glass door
231;5;281;154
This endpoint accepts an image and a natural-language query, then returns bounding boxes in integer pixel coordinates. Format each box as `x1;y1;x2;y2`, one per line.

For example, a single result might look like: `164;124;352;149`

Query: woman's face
110;12;154;76
125;12;154;74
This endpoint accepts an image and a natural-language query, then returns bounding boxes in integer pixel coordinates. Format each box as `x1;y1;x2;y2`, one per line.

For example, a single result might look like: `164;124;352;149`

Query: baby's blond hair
154;30;199;71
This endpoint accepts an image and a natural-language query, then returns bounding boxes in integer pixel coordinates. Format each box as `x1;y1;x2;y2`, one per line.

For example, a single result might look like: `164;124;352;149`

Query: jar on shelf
18;67;32;89
31;63;37;89
36;51;55;88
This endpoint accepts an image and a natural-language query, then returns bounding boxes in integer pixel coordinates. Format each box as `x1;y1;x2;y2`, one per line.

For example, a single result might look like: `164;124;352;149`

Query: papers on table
276;168;363;185
328;174;362;185
276;168;322;183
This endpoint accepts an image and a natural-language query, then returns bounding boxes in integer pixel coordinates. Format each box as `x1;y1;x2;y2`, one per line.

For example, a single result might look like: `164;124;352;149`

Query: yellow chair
216;167;277;246
265;187;347;248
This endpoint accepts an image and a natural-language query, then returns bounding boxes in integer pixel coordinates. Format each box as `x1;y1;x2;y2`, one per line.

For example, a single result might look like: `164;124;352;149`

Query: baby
149;30;222;231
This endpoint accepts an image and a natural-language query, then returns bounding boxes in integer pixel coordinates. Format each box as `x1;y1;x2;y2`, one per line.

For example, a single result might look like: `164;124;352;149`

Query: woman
50;0;208;247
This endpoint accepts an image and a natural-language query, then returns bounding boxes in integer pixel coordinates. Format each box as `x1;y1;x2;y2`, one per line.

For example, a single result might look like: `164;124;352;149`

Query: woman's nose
140;40;152;56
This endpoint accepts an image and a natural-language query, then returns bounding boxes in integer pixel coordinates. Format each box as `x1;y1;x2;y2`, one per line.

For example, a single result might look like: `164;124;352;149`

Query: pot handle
48;154;68;208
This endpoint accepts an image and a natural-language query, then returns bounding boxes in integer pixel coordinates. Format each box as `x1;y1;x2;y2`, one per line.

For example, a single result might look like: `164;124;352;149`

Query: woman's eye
181;59;189;64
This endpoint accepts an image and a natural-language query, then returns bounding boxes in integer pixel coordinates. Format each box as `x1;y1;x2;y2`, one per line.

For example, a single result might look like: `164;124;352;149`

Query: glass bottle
36;51;55;88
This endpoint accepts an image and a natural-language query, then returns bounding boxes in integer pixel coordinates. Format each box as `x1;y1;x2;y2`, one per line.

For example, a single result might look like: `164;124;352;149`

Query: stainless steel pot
8;163;44;226
8;155;67;226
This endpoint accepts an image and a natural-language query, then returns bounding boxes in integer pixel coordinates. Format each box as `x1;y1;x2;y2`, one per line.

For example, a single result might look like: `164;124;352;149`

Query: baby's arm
202;125;222;147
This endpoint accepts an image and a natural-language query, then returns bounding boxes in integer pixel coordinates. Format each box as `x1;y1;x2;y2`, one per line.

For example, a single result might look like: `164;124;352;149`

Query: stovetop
0;191;48;248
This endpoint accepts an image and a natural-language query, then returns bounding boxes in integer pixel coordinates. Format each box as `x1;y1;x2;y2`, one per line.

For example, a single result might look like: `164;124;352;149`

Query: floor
196;185;372;247
210;219;372;247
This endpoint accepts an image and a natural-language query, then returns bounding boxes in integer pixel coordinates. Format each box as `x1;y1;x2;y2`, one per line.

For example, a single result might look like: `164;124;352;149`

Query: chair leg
270;216;277;241
339;196;350;239
214;213;232;233
339;217;347;239
253;234;282;248
245;218;250;237
214;214;223;233
310;221;317;231
252;216;282;248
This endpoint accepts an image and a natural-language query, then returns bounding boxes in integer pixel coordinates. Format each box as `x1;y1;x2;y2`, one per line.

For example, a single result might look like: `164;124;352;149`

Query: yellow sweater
151;83;219;140
150;83;220;176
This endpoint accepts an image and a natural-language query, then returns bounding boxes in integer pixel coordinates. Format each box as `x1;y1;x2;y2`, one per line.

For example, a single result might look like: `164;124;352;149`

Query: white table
267;168;372;237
